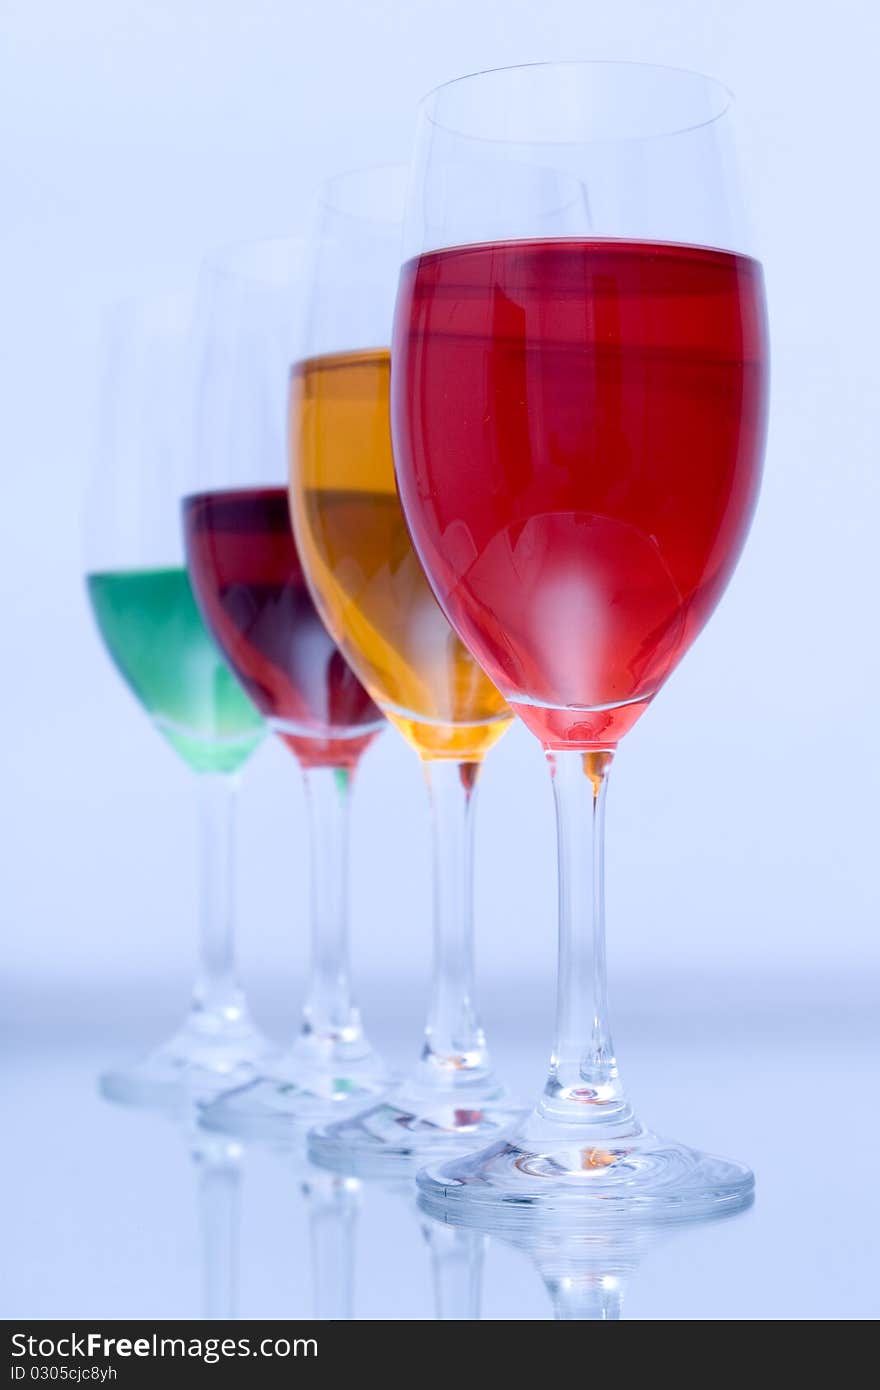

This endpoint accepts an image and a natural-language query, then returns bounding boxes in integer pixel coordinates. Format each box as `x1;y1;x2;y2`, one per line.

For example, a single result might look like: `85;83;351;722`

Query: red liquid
392;239;768;747
184;488;383;768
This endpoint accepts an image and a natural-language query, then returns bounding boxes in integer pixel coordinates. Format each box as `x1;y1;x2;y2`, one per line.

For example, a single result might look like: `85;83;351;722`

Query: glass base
416;1113;754;1230
199;1039;395;1142
308;1075;526;1180
99;1007;276;1113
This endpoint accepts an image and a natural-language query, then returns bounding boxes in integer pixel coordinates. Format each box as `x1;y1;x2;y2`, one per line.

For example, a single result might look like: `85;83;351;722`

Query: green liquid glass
87;563;272;1108
87;566;264;773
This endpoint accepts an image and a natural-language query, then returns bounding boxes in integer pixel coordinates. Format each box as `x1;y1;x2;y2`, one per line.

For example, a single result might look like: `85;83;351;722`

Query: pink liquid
392;238;768;746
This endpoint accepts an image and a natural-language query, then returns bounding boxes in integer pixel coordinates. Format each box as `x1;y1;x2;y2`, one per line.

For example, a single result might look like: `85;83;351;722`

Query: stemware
184;240;391;1136
391;62;769;1218
84;294;272;1106
287;167;522;1174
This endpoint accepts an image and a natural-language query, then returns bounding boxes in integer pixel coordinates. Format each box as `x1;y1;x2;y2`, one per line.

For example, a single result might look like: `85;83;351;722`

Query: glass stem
193;773;246;1022
422;1221;486;1320
299;765;367;1055
419;759;491;1085
541;748;633;1128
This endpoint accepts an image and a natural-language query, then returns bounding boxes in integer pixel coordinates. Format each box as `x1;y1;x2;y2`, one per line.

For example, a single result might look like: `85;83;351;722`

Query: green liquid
87;567;265;774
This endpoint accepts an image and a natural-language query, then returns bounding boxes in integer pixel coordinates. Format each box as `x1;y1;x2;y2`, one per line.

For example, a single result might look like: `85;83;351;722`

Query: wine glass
287;166;523;1175
84;294;273;1107
392;62;769;1219
183;239;391;1137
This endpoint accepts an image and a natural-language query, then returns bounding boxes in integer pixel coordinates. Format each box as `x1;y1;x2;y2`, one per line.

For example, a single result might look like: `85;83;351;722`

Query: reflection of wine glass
421;1219;486;1320
393;63;769;1217
193;1129;243;1320
100;1090;245;1318
103;1092;363;1320
307;1135;485;1320
419;1188;752;1320
185;241;392;1135
201;1133;363;1321
84;295;273;1107
287;167;522;1175
299;1166;360;1321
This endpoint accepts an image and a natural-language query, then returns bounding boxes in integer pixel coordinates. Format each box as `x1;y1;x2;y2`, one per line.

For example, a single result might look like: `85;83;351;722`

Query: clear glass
84;294;273;1107
392;62;769;1221
183;241;391;1138
287;166;523;1177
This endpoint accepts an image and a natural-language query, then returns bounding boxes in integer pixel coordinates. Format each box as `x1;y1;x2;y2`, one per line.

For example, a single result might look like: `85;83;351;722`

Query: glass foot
416;1112;754;1229
308;1076;527;1180
199;1041;395;1141
100;1008;277;1112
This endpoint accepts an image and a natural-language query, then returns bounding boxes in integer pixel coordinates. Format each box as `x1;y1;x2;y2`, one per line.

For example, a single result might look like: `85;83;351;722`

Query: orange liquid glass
289;348;510;761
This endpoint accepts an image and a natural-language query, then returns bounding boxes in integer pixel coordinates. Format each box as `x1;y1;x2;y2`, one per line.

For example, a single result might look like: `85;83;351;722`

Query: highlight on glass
84;294;272;1106
287;166;523;1174
391;62;769;1218
185;239;392;1136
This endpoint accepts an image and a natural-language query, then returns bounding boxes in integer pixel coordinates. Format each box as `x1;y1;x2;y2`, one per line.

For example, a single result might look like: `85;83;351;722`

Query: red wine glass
392;62;769;1222
185;239;391;1137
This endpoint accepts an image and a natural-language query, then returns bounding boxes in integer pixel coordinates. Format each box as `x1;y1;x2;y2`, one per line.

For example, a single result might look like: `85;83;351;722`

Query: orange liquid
289;349;510;760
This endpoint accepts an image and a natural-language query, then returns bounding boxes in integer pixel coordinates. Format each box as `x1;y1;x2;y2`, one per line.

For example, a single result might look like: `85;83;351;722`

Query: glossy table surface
4;975;878;1321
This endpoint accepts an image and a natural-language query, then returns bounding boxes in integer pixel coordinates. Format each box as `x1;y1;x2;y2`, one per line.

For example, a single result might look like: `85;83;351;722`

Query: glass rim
311;162;408;226
418;59;735;145
201;233;306;285
102;287;194;321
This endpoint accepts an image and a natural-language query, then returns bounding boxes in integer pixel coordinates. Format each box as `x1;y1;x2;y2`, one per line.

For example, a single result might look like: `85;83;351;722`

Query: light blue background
1;0;878;1319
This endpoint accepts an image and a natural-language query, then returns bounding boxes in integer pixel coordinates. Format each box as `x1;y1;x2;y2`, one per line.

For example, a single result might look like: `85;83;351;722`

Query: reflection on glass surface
193;1130;243;1320
74;1086;757;1319
101;1098;246;1319
306;1135;485;1320
421;1220;485;1321
100;1095;365;1321
201;1128;364;1321
102;1090;750;1318
419;1190;753;1320
301;1171;360;1321
102;1093;479;1321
